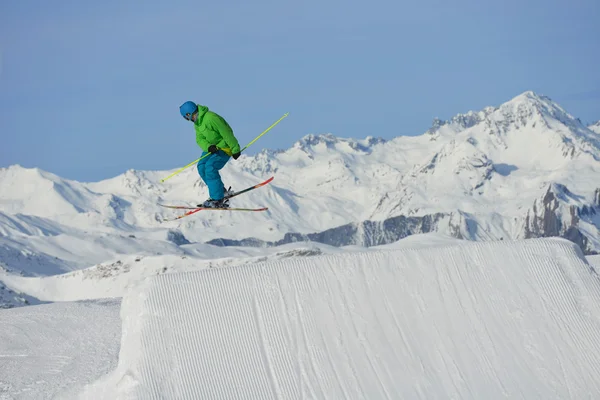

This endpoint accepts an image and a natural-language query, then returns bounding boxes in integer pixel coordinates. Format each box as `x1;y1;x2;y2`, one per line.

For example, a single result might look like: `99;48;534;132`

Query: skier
179;101;242;208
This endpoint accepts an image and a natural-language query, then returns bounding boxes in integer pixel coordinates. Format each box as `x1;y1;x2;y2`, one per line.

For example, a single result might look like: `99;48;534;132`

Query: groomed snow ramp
84;238;600;399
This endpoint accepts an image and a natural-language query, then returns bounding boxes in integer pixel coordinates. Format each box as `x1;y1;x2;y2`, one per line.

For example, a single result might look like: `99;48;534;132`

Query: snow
587;254;600;270
1;90;600;398
0;299;121;399
72;237;600;399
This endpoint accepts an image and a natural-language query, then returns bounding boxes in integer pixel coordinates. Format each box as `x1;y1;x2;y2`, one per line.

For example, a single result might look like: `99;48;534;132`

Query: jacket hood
194;105;209;125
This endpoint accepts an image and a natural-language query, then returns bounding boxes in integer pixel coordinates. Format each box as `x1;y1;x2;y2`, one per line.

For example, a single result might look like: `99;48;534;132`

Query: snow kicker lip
93;237;600;399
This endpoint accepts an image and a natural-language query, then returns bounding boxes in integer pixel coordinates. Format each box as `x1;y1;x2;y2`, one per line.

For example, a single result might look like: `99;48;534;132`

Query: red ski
158;176;273;221
161;206;268;222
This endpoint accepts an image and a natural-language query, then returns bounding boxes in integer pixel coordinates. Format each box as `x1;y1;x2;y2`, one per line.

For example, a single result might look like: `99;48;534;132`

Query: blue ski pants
197;150;231;200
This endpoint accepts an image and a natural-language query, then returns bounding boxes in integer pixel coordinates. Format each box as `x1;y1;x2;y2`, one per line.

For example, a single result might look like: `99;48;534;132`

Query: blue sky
1;0;598;182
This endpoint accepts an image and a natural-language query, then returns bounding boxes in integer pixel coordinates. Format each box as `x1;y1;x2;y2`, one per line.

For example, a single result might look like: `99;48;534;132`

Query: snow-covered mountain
589;120;600;134
1;91;599;289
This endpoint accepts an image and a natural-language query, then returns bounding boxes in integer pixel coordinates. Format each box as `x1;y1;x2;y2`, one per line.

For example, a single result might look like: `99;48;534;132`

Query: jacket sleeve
210;114;241;154
195;125;209;152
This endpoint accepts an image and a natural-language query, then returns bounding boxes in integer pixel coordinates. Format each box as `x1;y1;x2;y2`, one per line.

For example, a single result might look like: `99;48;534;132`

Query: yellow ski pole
160;112;289;183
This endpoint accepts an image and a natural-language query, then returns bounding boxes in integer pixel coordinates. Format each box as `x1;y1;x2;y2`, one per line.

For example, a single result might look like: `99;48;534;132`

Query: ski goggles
183;106;198;121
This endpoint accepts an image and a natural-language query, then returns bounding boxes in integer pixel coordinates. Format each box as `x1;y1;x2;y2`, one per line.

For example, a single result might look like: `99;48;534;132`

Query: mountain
1;91;599;288
589;120;600;134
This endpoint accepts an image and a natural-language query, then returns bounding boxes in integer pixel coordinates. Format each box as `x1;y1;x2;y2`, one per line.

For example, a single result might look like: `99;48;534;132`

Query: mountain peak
508;90;551;104
0;164;64;186
501;90;579;125
427;90;584;137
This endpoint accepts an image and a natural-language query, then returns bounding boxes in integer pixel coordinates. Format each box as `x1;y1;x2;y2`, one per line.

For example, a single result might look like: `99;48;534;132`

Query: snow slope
0;299;121;400
587;254;600;270
79;237;600;399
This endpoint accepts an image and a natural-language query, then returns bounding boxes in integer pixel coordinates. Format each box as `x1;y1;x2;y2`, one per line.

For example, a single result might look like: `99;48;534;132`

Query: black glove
208;145;219;154
232;152;241;160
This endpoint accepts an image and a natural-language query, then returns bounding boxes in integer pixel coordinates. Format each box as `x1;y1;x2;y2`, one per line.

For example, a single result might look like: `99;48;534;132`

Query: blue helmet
179;101;198;120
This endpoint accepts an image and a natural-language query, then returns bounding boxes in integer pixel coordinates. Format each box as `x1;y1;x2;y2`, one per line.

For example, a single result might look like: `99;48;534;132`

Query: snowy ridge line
81;238;600;399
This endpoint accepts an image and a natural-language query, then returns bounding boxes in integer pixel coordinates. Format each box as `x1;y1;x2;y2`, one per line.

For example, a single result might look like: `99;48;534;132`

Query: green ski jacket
193;105;241;155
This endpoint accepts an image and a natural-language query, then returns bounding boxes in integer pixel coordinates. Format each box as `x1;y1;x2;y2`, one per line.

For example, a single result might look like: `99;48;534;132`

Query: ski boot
197;198;230;209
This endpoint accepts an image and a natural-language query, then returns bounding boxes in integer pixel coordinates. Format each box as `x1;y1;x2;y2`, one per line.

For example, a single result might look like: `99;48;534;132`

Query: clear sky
1;0;598;182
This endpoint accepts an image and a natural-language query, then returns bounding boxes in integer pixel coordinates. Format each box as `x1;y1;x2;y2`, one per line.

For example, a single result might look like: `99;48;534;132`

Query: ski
161;207;268;222
224;176;274;201
158;176;274;221
158;204;202;210
158;176;274;210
